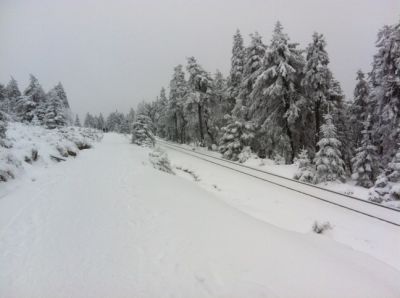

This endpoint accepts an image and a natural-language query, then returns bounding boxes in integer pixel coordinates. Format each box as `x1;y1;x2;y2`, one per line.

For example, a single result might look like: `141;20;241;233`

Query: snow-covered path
1;134;400;297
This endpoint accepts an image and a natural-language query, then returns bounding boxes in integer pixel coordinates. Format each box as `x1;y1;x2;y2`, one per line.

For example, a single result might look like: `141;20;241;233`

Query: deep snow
1;133;399;297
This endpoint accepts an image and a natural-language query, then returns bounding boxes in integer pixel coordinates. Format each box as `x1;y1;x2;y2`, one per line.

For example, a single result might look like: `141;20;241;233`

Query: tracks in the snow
158;140;400;227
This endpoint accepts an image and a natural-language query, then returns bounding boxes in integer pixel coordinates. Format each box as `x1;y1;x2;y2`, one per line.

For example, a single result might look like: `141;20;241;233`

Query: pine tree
154;87;169;138
369;144;400;203
351;116;378;188
314;114;346;183
16;75;46;122
168;65;188;142
42;86;69;129
228;29;245;103
0;111;7;146
74;115;81;127
233;32;266;119
302;33;333;150
131;114;155;147
218;115;254;162
186;57;213;144
5;77;21;114
350;70;370;146
0;84;7;113
293;148;315;183
369;21;400;167
250;22;305;162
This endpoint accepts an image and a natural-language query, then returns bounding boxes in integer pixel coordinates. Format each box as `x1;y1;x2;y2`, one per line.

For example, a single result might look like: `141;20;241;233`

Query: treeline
0;74;72;129
81;108;136;133
133;21;400;202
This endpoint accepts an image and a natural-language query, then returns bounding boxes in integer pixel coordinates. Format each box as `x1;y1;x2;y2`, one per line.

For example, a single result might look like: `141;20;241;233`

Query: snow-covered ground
1;133;399;297
163;143;400;270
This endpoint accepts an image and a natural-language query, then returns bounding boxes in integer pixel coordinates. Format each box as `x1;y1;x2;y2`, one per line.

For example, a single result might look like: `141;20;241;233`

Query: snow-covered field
1;133;399;297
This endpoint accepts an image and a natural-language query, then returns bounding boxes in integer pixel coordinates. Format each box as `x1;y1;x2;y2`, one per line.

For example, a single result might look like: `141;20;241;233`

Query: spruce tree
369;21;400;166
314;114;346;183
293;148;315;183
249;22;305;162
351;116;378;188
0;111;7;146
75;115;81;127
234;32;266;120
42;86;68;129
168;65;188;142
218;115;254;162
228;29;245;103
186;57;213;144
16;75;46;122
5;77;21;114
131;114;155;147
350;70;370;146
302;32;334;151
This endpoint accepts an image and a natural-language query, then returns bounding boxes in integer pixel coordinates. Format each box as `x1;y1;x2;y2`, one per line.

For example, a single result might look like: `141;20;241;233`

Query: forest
1;20;399;204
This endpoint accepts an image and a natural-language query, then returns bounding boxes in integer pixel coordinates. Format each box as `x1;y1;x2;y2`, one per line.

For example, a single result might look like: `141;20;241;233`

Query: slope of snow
0;122;101;186
0;134;399;297
162;144;400;271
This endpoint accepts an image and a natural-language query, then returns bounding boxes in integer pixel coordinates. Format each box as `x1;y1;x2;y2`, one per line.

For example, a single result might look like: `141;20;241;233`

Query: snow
1;133;399;297
162;142;400;272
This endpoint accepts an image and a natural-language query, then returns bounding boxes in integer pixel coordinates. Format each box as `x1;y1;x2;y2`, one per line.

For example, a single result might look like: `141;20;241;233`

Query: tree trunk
197;103;204;143
174;112;179;142
315;101;321;150
285;119;295;163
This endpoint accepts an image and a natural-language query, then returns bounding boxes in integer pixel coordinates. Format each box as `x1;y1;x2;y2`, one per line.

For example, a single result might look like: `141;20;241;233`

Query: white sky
0;0;398;117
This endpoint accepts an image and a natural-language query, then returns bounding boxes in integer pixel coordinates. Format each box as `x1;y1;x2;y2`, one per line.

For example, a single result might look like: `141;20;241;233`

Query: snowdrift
0;122;102;182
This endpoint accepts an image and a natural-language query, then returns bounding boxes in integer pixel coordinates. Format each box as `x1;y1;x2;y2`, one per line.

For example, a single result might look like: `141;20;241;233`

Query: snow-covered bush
149;147;174;174
313;114;346;183
131;115;155;147
274;153;286;165
293;149;315;183
219;115;254;162
312;221;332;234
0;122;102;183
369;148;400;203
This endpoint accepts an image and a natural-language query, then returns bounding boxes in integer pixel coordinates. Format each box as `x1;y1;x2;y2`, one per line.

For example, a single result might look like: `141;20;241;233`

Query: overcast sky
0;0;398;118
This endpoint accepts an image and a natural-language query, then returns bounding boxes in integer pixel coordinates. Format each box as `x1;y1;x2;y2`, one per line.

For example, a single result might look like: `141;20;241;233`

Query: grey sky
0;0;398;118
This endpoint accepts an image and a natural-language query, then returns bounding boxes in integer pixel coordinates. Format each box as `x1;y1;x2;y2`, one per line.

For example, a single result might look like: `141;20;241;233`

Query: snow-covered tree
153;87;169;138
369;21;400;166
0;111;7;146
131;114;155;147
52;82;72;124
249;22;305;162
314;114;346;183
186;56;213;144
233;32;266;119
42;86;69;129
293;148;315;183
351;116;378;188
15;75;46;122
106;111;126;132
84;113;96;128
168;65;188;142
350;70;370;146
74;115;81;127
218;115;254;162
228;29;245;102
369;147;400;203
302;32;333;150
5;77;21;114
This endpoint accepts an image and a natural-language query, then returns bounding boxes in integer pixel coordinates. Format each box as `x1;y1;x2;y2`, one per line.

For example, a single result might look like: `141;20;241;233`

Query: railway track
158;139;400;227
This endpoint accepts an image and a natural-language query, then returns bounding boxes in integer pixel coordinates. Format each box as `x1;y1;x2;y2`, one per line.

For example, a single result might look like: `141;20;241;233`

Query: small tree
75;115;81;127
351;117;378;188
313;114;346;183
293;148;315;183
0;111;7;146
131;115;155;147
218;115;254;162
